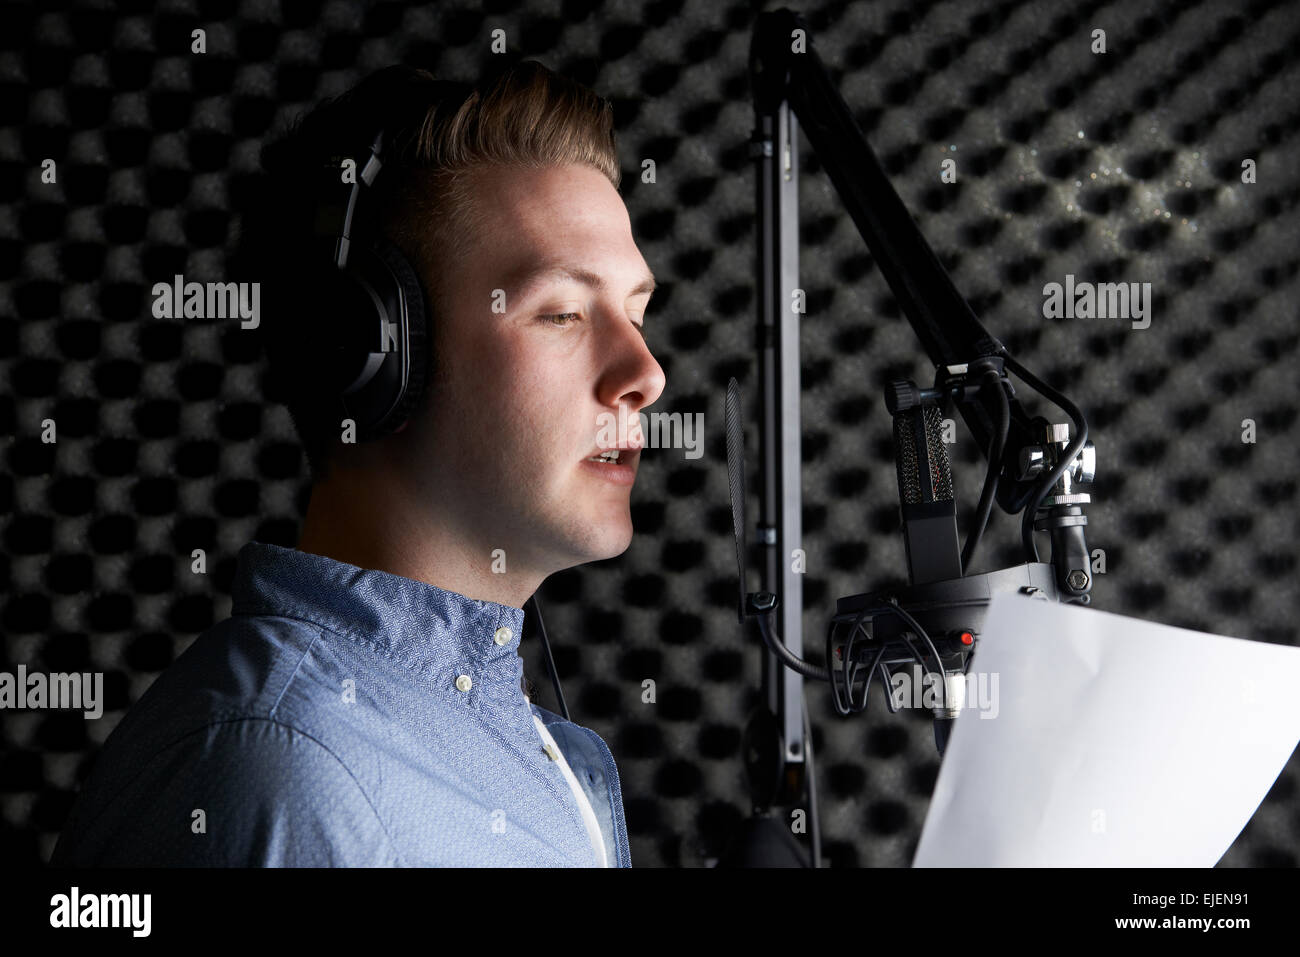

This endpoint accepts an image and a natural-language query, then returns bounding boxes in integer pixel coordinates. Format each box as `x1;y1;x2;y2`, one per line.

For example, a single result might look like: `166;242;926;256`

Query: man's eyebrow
511;264;657;300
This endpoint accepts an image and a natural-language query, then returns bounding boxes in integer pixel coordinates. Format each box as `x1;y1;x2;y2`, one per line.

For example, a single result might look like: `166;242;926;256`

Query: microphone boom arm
752;8;1047;516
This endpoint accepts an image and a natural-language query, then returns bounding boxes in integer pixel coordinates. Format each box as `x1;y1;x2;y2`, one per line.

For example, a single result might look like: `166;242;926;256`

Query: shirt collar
230;542;528;709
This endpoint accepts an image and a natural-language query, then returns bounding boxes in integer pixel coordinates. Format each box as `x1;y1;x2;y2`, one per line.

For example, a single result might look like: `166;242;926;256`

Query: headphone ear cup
367;238;430;435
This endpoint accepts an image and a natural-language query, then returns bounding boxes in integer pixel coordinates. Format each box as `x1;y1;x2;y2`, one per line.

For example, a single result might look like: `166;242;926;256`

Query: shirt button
455;674;473;692
493;626;512;646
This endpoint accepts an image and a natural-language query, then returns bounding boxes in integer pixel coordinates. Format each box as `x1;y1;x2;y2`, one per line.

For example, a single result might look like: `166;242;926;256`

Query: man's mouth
582;440;642;463
580;445;641;485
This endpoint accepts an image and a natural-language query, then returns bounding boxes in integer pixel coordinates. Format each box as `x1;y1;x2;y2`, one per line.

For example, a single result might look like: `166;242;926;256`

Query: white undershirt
526;696;609;867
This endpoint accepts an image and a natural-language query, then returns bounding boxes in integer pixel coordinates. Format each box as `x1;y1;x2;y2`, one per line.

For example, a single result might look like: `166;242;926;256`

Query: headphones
312;78;474;442
315;127;429;442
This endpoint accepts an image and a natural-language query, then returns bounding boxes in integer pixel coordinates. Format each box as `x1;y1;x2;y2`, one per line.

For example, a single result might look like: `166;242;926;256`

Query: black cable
881;598;948;710
960;370;1011;574
756;611;831;682
835;600;881;710
842;639;883;712
847;642;885;714
828;616;852;714
860;644;887;713
879;661;902;713
828;601;885;713
867;624;941;714
527;595;570;722
895;631;949;712
998;351;1090;564
840;620;889;716
826;618;850;714
842;621;861;710
841;602;945;711
832;606;921;714
828;594;953;715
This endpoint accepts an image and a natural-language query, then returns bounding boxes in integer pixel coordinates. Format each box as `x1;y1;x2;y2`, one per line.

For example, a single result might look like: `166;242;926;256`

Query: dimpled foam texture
1;0;1298;868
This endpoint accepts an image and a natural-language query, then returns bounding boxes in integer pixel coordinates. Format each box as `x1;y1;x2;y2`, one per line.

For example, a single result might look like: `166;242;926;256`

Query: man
51;60;664;866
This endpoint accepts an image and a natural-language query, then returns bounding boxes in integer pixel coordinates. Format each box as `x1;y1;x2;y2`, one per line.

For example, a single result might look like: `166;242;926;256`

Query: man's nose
598;316;666;413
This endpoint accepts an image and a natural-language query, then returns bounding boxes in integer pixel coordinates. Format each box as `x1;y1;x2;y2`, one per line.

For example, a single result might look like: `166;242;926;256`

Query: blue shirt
50;542;631;867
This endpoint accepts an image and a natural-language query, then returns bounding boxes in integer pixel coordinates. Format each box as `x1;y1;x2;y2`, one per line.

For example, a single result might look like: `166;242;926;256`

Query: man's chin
589;528;634;562
566;520;634;565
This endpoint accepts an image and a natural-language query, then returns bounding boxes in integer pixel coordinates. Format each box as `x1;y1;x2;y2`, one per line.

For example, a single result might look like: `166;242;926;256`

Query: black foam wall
2;0;1298;867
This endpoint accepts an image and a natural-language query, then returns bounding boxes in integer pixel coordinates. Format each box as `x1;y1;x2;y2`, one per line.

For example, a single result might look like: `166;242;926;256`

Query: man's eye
540;312;582;326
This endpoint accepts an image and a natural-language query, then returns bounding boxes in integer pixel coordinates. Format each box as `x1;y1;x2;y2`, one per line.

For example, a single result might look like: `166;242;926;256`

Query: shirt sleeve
55;717;402;867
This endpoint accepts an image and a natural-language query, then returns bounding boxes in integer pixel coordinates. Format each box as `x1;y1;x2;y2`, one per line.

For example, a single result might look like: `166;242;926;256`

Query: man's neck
295;466;540;609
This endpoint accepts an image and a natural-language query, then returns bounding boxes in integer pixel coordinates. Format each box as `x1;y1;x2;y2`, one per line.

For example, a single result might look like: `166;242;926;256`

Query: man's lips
579;445;640;486
581;437;643;462
581;448;641;465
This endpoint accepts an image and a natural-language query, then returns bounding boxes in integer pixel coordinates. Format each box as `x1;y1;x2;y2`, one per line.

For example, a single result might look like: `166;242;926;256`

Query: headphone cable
527;594;571;722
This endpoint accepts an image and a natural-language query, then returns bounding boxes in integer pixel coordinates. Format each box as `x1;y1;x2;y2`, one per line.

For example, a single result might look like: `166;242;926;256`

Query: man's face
400;163;666;578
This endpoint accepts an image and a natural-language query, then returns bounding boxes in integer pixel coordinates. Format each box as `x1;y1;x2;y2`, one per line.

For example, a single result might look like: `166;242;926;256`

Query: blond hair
379;61;621;300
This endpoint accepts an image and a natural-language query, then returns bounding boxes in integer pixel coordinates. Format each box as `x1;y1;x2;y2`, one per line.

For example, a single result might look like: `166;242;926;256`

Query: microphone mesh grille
924;404;955;500
894;410;921;505
893;405;954;504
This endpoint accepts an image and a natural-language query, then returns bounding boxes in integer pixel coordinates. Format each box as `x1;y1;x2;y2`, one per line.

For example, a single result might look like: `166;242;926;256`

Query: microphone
888;381;962;586
887;380;969;751
745;10;1097;777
